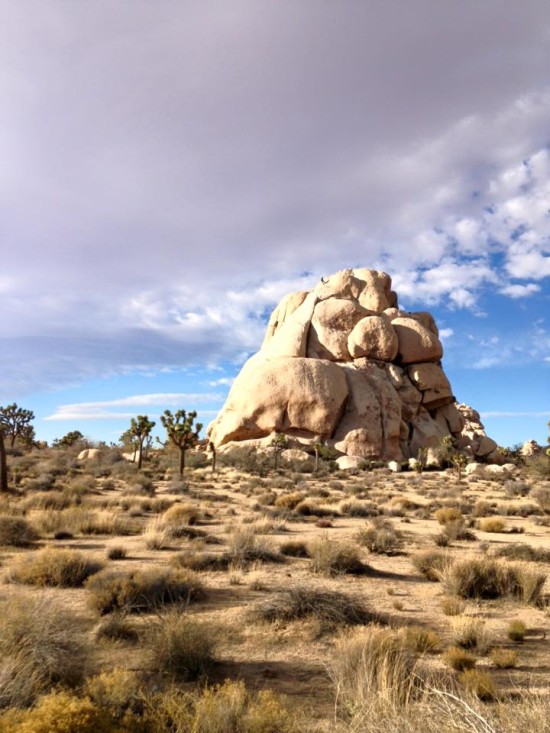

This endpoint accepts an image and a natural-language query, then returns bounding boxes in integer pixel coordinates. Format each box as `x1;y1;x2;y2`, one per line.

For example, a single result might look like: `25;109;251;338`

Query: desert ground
0;444;549;732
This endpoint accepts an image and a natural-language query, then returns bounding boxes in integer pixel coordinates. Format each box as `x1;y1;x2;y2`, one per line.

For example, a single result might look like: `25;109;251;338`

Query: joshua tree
53;430;85;449
160;409;203;476
128;415;156;470
0;404;35;492
270;432;288;470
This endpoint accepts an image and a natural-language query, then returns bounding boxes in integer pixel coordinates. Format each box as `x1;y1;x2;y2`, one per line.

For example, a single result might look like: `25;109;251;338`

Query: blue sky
1;1;549;449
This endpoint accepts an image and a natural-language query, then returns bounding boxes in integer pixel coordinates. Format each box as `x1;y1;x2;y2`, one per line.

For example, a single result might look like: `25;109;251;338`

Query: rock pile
208;268;499;464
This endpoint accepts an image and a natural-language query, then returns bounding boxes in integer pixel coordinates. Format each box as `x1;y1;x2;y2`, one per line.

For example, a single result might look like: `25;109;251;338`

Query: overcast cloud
1;0;549;398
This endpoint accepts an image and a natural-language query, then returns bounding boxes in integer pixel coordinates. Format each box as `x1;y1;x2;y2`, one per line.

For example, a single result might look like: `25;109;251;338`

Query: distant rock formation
208;268;500;463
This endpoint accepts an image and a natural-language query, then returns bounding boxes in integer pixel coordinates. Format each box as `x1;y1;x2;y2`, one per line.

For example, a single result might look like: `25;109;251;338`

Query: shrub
507;619;527;642
434;508;463;525
86;567;205;614
94;612;139;643
7;548;103;587
459;669;498;701
161;503;201;528
252;587;378;627
107;546;127;560
0;596;87;707
449;617;494;653
293;499;334;517
356;517;403;555
279;540;310;558
0;691;110;733
401;626;441;654
273;492;305;510
339;499;379;517
328;626;418;716
478;517;506;533
494;543;550;563
148;611;216;680
440;557;546;604
226;527;284;566
443;645;477;671
173;679;296;733
490;648;517;669
309;536;370;576
0;515;37;546
84;668;148;730
171;551;230;572
440;596;465;616
411;550;448;581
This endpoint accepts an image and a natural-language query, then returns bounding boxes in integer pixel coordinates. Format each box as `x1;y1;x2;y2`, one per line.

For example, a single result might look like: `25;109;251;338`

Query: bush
309;536;370;576
477;517;506;533
328;626;419;716
507;619;527;642
7;548;103;587
411;550;448;581
339;499;379;517
107;546;127;560
84;668;148;731
401;626;441;654
494;543;550;563
443;645;477;671
273;492;305;510
0;515;37;546
459;669;498;701
440;557;546;604
163;679;296;733
449;617;494;653
252;587;378;627
434;508;463;525
356;517;403;555
0;691;110;733
279;540;310;558
86;567;205;614
440;596;465;616
490;648;517;669
148;611;217;680
161;503;201;528
94;614;139;643
226;527;284;566
0;596;87;707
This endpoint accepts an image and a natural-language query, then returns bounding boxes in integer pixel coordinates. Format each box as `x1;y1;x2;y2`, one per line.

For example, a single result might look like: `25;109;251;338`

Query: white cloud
44;392;223;421
499;283;540;298
439;328;454;340
481;411;550;418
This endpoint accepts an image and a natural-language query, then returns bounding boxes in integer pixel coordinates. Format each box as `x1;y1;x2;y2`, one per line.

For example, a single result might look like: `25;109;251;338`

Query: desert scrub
401;626;441;654
434;507;464;525
154;679;296;733
226;527;284;566
94;613;139;643
449;617;494;653
86;567;205;614
477;517;507;533
440;556;546;604
339;499;379;517
490;647;518;669
279;539;310;557
459;669;498;701
0;515;37;547
507;619;527;642
329;626;419;716
273;491;305;510
355;517;403;555
411;549;448;581
84;668;149;731
252;587;378;627
171;550;231;572
148;611;217;680
0;596;87;707
161;502;201;529
494;543;550;563
0;691;110;733
443;645;477;671
6;548;103;587
309;536;370;575
440;596;466;616
106;545;127;560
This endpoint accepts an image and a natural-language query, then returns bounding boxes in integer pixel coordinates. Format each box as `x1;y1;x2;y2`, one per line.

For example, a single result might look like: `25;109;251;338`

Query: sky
1;0;549;449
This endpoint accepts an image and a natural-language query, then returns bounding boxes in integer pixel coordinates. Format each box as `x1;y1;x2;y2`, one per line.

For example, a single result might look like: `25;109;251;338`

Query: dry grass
0;596;87;707
309;535;371;575
0;515;37;547
6;548;103;587
355;517;404;555
147;610;217;680
86;567;205;614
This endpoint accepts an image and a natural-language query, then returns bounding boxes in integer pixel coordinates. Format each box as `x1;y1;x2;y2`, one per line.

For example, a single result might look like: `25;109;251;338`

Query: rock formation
208;268;499;464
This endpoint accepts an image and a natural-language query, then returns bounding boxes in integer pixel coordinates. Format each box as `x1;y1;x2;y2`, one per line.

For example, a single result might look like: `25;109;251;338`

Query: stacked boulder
208;268;500;464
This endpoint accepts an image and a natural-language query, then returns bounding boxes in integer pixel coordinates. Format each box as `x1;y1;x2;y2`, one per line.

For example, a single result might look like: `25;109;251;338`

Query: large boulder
207;268;499;463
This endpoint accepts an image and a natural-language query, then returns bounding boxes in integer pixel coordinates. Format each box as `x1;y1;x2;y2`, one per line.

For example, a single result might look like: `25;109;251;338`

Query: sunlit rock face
208;268;497;463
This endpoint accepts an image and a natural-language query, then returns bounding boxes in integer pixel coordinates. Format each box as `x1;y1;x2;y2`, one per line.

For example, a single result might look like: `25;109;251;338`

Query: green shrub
7;548;103;587
86;567;205;614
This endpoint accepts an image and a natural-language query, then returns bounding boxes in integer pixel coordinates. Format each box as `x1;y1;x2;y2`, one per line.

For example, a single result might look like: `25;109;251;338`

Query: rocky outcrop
208;268;499;463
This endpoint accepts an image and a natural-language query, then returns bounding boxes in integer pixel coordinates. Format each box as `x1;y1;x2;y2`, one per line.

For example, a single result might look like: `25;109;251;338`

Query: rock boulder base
208;268;498;463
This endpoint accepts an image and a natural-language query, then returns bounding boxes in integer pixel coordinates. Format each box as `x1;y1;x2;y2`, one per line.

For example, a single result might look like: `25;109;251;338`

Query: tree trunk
179;447;186;476
137;440;143;470
211;444;217;473
0;433;8;493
